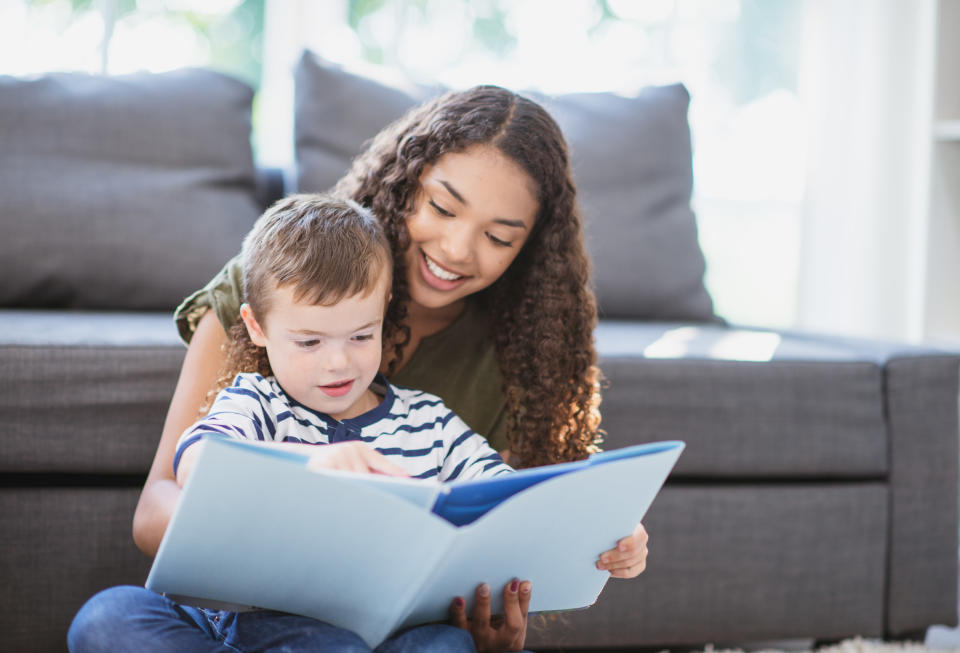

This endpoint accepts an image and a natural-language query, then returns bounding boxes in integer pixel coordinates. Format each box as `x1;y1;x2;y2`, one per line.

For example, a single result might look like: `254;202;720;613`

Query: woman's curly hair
334;85;602;467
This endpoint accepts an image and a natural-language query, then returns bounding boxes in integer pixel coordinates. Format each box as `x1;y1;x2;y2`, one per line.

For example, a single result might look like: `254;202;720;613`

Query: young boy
174;193;513;487
68;194;502;653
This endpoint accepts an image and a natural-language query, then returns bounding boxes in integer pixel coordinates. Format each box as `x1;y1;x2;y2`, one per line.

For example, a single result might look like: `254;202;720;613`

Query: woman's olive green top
174;255;509;452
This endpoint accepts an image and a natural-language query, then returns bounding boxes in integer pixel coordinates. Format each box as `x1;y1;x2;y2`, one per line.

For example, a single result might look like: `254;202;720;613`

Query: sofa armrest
886;354;959;634
594;320;959;635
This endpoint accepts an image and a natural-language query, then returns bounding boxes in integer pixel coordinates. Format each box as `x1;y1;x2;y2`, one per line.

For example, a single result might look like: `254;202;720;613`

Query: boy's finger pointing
361;448;410;477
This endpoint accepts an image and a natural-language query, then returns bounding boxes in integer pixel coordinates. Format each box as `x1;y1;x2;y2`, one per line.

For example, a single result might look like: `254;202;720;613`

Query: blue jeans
68;586;476;652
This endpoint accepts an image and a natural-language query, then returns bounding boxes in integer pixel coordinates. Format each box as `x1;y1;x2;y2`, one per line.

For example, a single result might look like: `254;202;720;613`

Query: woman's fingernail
520;582;531;594
454;597;465;608
510;580;519;593
478;583;490;597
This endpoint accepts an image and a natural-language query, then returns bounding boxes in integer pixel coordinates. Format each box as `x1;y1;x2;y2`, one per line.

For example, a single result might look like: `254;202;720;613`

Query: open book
146;437;684;647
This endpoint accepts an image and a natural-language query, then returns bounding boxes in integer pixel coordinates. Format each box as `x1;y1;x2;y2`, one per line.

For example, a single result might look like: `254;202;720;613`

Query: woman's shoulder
173;254;244;343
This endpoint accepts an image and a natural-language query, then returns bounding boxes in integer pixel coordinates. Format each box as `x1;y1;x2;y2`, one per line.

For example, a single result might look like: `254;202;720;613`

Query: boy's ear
240;303;268;347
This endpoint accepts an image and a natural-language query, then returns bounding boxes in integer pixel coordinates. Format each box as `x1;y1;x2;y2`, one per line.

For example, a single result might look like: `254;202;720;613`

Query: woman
133;85;649;651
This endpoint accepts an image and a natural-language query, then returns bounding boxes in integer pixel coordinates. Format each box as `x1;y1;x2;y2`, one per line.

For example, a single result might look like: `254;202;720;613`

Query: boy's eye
487;233;512;247
429;200;454;217
353;334;375;342
297;339;320;348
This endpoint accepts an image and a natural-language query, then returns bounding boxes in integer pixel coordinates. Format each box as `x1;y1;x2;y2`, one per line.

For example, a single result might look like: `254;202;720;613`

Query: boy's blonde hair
242;193;392;325
205;194;391;413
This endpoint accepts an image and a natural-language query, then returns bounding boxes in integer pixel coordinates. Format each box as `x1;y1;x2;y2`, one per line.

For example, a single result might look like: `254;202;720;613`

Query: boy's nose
324;345;349;372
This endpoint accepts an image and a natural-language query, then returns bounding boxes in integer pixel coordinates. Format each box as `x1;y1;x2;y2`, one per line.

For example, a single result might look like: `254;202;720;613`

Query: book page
147;438;456;648
399;443;683;628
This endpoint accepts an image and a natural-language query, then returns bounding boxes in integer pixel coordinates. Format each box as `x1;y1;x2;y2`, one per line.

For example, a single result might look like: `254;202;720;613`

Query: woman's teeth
425;254;464;281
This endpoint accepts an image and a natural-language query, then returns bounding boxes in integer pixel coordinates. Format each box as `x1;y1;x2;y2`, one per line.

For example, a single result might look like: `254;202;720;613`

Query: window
4;0;807;329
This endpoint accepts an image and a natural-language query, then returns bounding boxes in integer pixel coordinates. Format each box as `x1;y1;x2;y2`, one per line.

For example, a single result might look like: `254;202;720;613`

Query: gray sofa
1;52;957;652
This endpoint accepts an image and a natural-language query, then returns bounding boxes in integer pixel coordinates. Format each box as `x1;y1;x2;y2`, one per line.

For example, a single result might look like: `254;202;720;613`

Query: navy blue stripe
221;385;276;439
375;440;444;458
277;409;330;434
249;412;264;440
172;433;228;475
222;423;249;439
440;411;457;427
482;460;507;473
444;456;470;481
173;434;205;475
449;428;477;451
412;467;440;480
382;417;448;437
281;436;319;445
224;386;267;404
262;409;276;438
406;397;444;411
187;424;230;437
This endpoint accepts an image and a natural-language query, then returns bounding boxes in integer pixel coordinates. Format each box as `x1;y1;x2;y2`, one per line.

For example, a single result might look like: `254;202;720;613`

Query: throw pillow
293;51;716;322
0;69;262;310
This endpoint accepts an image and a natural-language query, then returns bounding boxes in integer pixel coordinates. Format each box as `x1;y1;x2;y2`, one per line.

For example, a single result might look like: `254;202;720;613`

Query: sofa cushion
3;309;947;481
529;483;888;646
595;321;958;478
1;487;151;652
294;51;715;322
0;69;263;310
0;311;183;474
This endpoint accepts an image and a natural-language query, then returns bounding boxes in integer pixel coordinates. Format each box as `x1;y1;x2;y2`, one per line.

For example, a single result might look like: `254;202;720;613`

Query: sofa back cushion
0;69;262;310
294;51;716;322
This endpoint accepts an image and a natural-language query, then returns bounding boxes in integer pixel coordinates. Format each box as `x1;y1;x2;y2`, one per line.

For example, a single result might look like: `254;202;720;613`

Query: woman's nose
439;222;473;263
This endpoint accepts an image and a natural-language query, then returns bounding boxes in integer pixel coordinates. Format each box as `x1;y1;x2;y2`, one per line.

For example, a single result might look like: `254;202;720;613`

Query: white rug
699;637;958;653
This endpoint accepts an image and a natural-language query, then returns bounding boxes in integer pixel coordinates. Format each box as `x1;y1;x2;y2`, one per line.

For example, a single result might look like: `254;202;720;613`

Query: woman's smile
419;249;469;290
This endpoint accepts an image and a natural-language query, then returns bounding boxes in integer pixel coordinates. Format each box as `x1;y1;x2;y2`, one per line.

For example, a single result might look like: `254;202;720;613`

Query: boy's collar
280;373;394;429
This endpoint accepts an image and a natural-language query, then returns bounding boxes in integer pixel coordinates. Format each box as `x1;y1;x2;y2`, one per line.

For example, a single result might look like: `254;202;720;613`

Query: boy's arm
171;374;275;487
174;438;206;487
173;375;411;486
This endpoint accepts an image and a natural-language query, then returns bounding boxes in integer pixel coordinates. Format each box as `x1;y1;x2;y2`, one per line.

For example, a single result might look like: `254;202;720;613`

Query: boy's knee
416;625;476;652
67;586;156;653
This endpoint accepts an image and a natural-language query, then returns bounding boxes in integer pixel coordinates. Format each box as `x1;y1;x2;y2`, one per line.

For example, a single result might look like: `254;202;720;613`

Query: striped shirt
174;373;513;482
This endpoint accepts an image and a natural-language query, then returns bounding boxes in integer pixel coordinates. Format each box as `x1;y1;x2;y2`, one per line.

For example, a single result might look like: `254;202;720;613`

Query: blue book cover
146;438;684;647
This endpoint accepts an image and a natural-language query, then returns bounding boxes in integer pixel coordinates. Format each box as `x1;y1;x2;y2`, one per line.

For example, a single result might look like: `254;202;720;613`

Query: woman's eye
487;233;512;247
429;200;454;217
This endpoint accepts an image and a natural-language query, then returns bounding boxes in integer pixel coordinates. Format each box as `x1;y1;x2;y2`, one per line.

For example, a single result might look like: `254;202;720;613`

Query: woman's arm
132;310;228;557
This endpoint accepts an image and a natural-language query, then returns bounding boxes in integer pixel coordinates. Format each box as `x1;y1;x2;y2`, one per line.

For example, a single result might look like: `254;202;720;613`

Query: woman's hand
305;441;410;477
596;523;649;578
449;579;531;652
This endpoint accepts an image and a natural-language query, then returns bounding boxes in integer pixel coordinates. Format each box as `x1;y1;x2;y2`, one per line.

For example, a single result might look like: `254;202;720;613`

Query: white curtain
796;0;938;342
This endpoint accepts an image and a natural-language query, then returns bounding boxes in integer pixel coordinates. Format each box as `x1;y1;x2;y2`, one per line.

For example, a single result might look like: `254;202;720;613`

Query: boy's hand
449;579;530;652
305;441;409;477
596;523;649;578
